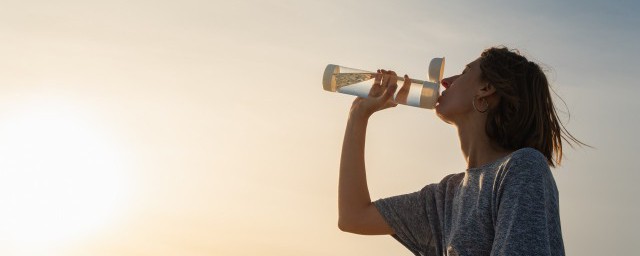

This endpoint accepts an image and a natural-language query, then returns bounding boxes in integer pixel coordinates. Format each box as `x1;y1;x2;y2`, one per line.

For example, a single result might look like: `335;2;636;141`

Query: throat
456;118;510;169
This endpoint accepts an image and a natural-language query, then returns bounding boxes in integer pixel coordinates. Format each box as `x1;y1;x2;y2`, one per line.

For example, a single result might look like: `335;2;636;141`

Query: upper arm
338;203;394;235
372;186;438;254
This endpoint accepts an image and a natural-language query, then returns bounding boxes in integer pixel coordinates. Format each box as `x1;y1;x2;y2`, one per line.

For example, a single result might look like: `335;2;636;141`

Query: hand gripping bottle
323;58;444;109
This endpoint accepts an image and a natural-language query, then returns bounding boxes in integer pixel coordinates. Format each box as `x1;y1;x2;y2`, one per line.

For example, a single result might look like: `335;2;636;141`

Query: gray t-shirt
373;148;564;256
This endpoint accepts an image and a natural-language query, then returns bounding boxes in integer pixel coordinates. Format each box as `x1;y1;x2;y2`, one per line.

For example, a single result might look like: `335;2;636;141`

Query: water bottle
322;58;445;109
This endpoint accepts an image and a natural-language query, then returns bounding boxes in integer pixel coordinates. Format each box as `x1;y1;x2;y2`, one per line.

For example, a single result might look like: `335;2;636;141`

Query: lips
437;91;445;105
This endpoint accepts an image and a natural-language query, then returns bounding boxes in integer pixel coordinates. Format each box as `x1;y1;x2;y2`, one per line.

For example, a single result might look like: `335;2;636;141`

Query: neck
456;120;510;169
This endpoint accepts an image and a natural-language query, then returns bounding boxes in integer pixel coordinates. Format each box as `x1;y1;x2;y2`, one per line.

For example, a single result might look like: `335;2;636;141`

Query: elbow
338;201;380;234
337;203;375;234
337;216;359;233
338;218;351;233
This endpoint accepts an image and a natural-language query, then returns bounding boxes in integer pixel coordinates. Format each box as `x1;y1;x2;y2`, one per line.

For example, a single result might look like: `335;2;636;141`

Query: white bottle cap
428;57;445;83
417;57;445;109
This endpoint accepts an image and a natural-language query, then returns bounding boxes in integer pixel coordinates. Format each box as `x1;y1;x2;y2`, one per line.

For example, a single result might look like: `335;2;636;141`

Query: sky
0;0;638;255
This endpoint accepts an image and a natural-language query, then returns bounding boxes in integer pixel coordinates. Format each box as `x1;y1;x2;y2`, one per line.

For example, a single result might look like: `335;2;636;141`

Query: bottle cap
418;57;445;109
428;57;445;83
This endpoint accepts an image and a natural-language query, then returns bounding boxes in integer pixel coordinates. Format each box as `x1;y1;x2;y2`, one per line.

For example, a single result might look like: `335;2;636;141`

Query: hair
478;46;587;167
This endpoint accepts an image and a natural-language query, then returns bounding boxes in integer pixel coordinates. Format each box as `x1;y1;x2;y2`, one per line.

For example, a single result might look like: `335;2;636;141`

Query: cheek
435;94;473;118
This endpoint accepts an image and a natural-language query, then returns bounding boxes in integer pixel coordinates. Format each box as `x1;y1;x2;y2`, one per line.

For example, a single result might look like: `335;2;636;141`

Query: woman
337;47;583;255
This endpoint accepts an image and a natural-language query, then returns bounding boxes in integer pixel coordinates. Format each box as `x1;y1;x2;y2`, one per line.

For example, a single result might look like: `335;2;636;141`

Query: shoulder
498;148;553;185
417;172;464;199
506;148;549;173
437;172;465;190
509;147;548;166
493;148;560;210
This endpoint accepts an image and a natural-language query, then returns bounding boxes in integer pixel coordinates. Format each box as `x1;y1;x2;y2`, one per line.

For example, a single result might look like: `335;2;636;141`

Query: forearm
337;71;398;233
338;112;372;224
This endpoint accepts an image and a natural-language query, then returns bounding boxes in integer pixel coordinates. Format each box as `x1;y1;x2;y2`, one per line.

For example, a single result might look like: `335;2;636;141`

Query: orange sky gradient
1;1;638;255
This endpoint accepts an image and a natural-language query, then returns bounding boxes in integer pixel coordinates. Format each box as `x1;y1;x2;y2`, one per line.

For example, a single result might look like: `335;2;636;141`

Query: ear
476;82;496;98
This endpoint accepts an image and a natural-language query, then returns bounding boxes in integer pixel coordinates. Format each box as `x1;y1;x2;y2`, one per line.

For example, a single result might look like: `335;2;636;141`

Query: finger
386;70;398;89
369;71;384;97
380;69;391;88
382;71;398;102
373;70;382;85
395;74;411;104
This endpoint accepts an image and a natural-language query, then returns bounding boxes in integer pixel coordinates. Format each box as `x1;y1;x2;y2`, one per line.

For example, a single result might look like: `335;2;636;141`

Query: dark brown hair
479;46;586;167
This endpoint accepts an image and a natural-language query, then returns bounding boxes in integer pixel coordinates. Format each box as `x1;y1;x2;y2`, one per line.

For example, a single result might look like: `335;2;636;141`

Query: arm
338;112;393;235
337;70;405;235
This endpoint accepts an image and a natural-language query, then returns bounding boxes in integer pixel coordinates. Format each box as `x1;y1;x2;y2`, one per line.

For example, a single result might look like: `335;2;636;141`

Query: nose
441;75;459;89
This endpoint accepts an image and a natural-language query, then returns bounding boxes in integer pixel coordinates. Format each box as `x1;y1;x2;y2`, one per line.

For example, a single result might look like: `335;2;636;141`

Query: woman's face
435;57;485;124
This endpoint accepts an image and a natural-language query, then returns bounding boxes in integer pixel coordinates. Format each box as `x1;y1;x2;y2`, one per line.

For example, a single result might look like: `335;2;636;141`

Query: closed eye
462;64;471;74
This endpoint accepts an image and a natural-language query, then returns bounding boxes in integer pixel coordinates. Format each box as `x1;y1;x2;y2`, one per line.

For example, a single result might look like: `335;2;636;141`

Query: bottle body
323;58;445;109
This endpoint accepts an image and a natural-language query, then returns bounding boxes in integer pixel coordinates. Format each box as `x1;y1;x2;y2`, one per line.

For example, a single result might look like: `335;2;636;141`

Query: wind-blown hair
479;47;586;167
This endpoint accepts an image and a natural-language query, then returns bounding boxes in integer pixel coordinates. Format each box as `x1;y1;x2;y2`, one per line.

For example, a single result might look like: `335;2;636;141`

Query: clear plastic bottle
323;58;445;109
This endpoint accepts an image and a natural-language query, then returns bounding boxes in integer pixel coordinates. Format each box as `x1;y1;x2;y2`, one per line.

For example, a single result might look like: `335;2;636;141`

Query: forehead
467;58;482;68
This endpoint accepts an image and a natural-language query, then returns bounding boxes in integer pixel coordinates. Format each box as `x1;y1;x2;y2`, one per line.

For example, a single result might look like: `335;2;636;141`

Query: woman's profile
337;47;584;255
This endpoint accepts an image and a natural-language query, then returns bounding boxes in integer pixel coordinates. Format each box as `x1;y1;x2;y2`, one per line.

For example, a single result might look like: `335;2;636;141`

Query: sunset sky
0;1;638;255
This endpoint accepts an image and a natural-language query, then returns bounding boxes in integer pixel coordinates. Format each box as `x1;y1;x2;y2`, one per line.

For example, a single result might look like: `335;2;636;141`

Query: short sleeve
373;184;438;256
491;149;565;256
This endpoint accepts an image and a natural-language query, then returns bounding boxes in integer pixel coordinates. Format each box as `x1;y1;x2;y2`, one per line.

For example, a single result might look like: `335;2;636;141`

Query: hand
394;74;412;105
350;70;405;118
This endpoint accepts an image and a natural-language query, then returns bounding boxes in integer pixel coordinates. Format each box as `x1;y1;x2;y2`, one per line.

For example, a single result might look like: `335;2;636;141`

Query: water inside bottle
334;73;377;88
333;73;429;106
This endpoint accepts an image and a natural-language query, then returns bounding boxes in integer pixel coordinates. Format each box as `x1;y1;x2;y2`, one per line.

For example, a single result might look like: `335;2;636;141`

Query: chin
435;105;453;124
435;103;447;117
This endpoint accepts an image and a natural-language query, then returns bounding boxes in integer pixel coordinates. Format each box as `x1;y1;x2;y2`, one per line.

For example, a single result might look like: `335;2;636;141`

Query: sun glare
0;98;130;253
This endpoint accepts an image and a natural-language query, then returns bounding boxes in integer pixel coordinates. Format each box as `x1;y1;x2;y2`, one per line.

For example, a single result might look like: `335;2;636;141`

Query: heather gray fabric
373;148;564;256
